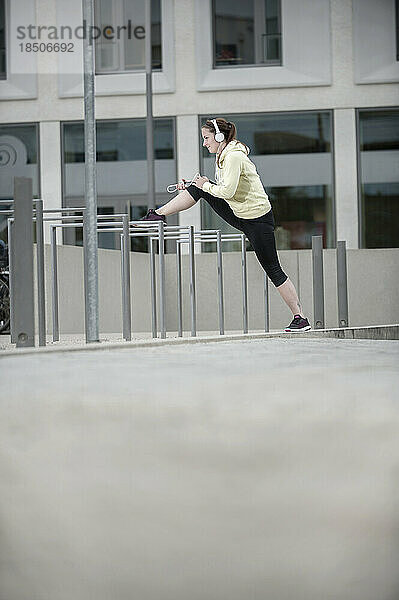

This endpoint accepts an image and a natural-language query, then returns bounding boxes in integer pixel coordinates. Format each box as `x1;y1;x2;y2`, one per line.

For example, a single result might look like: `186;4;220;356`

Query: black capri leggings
186;184;288;288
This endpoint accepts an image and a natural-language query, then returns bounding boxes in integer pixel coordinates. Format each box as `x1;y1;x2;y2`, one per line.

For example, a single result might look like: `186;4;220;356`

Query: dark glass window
200;112;334;251
62;118;176;250
396;0;399;61
0;124;40;244
358;109;399;248
94;0;162;74
0;0;5;79
213;0;282;68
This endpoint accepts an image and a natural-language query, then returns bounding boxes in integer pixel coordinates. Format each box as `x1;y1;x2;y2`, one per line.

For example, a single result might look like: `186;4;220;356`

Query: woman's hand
194;175;209;189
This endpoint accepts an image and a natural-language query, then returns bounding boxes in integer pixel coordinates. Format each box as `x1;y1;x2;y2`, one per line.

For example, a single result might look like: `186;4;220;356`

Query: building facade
0;0;398;252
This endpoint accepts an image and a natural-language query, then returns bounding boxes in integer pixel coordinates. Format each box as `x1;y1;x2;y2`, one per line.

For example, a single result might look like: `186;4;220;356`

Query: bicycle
0;240;10;334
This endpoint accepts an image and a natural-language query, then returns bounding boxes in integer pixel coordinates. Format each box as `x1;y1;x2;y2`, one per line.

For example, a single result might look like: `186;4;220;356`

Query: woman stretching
141;118;311;333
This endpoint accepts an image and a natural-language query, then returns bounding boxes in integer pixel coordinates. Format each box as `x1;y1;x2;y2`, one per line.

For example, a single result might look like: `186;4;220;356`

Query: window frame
195;0;331;92
94;0;162;76
0;121;41;200
211;0;282;70
356;106;399;249
0;0;7;80
60;117;178;248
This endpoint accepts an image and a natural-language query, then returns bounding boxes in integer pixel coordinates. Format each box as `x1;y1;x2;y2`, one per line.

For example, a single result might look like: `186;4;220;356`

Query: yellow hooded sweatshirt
202;140;271;219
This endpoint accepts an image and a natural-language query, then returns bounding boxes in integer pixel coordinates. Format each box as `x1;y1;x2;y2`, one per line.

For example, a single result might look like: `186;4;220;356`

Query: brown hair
202;118;249;167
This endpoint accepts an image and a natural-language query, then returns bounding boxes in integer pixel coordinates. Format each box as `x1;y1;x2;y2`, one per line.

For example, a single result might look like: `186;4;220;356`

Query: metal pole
188;225;196;337
122;215;132;341
241;234;248;334
82;0;99;342
312;235;325;329
7;219;15;343
51;225;59;342
216;230;225;335
120;233;125;335
158;222;166;339
337;240;349;327
145;0;156;210
13;178;35;348
264;273;269;332
150;236;157;338
176;240;183;337
35;199;46;346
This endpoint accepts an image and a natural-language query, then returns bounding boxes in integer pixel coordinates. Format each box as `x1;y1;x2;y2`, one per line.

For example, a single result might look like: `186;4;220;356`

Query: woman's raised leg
155;190;196;216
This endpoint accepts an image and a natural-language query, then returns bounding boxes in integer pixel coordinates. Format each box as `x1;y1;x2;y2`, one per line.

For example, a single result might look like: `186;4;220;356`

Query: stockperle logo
16;20;146;42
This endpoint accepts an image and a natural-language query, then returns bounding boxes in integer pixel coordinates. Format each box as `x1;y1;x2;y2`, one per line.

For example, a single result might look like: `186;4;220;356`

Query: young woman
141;118;311;332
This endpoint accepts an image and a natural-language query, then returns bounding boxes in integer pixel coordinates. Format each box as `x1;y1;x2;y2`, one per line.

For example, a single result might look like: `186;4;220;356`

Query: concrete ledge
0;324;398;358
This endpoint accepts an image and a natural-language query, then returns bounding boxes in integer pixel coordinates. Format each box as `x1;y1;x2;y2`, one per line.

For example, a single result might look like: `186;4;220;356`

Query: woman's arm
198;153;243;200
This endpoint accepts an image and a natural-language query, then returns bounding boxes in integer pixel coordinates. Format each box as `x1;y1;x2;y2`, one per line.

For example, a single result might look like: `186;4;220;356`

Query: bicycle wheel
0;276;10;334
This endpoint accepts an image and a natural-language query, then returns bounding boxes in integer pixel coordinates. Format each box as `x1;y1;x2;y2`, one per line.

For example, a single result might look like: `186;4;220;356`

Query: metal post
82;0;99;343
337;240;349;328
7;219;15;343
122;215;131;341
264;273;269;332
13;178;35;348
145;0;156;210
120;233;125;331
51;225;59;342
241;234;248;334
150;236;157;338
35;199;46;346
188;225;197;337
216;230;225;335
176;240;183;337
158;222;166;339
312;235;325;329
82;211;89;340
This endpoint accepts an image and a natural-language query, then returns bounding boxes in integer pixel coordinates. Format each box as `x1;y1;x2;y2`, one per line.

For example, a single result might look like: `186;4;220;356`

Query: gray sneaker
285;315;311;332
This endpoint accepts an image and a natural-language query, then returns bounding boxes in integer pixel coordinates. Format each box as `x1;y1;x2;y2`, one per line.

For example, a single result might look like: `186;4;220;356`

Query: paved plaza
1;337;399;599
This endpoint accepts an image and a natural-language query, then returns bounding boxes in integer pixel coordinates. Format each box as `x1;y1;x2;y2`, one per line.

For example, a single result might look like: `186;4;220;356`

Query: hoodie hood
218;140;249;167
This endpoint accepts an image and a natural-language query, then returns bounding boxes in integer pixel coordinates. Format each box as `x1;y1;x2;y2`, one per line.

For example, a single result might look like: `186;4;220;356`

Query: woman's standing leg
242;215;310;329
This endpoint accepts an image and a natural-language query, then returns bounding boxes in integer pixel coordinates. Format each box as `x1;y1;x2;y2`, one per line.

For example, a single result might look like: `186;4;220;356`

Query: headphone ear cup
215;132;225;142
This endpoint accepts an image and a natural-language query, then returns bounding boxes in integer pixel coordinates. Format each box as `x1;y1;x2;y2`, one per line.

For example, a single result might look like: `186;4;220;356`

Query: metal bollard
51;225;59;342
216;230;225;335
35;199;46;346
337;240;349;327
158;222;166;339
122;215;131;341
150;236;158;338
312;235;325;329
241;234;248;334
13;178;35;348
176;240;183;337
264;273;269;332
188;225;197;337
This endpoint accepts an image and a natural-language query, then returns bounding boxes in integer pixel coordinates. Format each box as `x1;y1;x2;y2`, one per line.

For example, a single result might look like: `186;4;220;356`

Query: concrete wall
38;245;399;335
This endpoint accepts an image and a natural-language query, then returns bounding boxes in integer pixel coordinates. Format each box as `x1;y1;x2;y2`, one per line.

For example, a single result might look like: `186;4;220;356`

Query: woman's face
201;127;221;153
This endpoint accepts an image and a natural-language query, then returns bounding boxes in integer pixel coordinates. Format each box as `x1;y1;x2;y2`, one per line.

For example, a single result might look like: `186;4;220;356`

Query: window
213;0;281;68
0;124;40;244
396;0;399;61
200;112;335;251
61;118;176;250
357;109;399;248
94;0;162;74
0;0;6;79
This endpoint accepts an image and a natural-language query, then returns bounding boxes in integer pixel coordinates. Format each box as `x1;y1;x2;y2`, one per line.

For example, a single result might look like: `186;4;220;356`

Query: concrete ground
1;337;399;600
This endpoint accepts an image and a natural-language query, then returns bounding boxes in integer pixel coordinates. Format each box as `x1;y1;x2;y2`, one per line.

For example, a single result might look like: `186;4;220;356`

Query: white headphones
211;119;225;143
